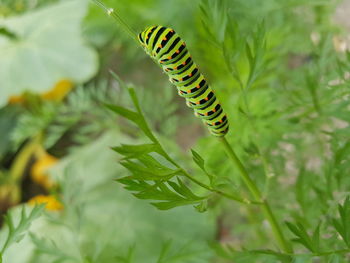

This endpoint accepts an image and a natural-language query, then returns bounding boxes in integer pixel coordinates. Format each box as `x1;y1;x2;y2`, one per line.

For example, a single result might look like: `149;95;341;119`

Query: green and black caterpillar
138;26;229;137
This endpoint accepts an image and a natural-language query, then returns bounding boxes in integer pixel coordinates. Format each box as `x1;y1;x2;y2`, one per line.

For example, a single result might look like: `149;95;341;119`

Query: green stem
91;0;138;42
9;134;42;182
219;137;293;254
257;248;350;258
219;137;259;199
181;169;260;205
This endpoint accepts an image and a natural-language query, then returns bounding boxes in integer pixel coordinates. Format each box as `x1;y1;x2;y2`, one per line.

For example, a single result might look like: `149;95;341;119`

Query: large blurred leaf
0;0;98;107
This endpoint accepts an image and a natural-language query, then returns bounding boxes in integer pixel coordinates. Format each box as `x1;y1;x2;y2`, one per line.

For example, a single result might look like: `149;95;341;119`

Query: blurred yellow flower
41;79;74;101
8;79;74;104
31;153;58;190
28;195;63;211
8;95;25;104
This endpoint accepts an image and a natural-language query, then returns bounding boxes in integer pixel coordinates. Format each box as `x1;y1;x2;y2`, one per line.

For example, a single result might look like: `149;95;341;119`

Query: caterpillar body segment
138;26;229;136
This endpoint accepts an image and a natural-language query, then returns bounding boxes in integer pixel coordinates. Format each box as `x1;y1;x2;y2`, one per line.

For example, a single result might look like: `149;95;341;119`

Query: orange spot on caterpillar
213;109;216;112
163;37;167;40
187;90;191;93
205;97;209;101
174;67;177;70
205;112;208;116
220;119;223;123
182;62;186;65
196;85;200;89
176;50;180;54
196;101;200;105
158;44;162;48
168;56;172;60
189;73;192;77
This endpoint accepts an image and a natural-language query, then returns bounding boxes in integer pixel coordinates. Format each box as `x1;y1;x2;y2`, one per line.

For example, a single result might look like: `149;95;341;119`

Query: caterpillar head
138;26;156;47
137;32;146;45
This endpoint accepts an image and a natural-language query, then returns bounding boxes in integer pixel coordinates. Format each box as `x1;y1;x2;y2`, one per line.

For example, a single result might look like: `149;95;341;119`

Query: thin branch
90;0;138;43
180;169;261;205
219;137;293;254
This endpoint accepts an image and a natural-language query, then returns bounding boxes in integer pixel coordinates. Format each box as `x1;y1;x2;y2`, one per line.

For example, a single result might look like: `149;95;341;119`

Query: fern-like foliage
286;221;321;253
107;72;250;210
11;83;119;153
29;233;78;262
0;204;44;260
332;197;350;249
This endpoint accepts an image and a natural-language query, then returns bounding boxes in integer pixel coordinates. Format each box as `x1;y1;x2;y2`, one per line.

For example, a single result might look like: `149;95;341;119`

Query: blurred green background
1;0;350;262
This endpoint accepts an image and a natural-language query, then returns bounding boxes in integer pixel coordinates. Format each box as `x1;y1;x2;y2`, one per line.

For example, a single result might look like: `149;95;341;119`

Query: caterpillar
138;26;229;137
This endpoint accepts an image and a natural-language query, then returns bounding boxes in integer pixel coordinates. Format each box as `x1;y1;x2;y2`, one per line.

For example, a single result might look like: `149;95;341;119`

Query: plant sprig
107;72;256;209
0;204;45;258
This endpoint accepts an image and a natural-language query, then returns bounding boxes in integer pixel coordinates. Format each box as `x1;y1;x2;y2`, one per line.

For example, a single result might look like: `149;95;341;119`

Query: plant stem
91;0;138;43
219;137;293;254
257;248;350;258
180;169;261;205
9;134;42;182
309;87;322;115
